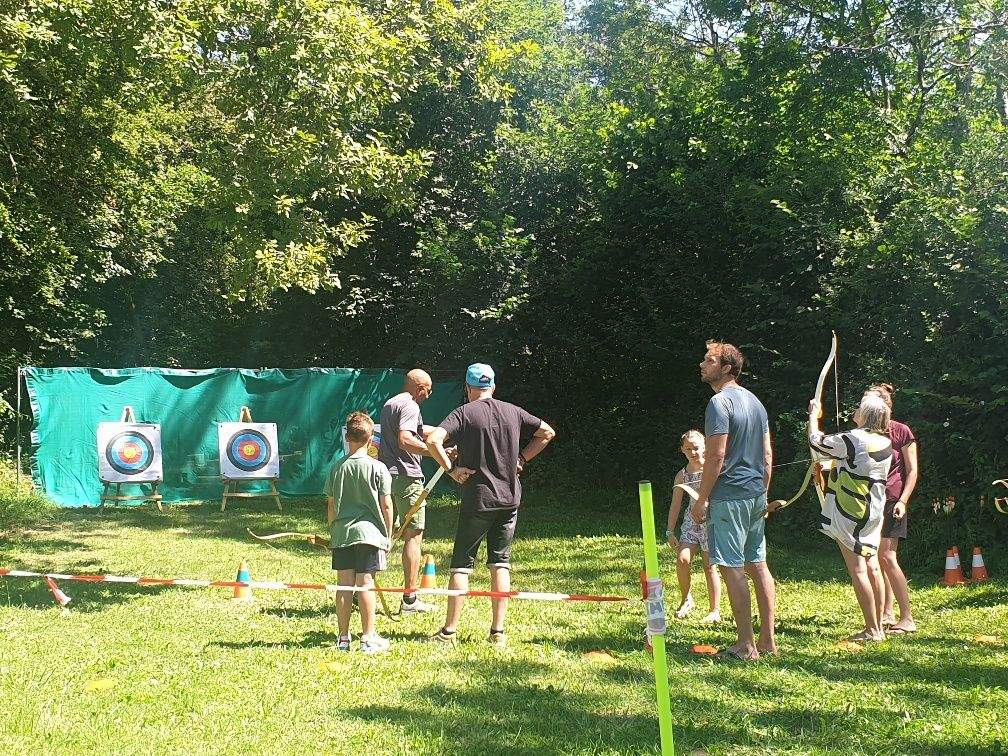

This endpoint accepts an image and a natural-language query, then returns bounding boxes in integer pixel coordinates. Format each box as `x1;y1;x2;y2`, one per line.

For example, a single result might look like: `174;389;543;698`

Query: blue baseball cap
465;363;495;389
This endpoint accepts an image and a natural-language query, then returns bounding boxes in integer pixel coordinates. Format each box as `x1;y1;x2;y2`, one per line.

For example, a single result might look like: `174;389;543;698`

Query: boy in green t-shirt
325;410;394;653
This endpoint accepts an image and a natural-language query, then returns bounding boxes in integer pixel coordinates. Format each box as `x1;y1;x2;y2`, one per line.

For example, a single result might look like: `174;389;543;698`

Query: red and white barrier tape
0;568;629;603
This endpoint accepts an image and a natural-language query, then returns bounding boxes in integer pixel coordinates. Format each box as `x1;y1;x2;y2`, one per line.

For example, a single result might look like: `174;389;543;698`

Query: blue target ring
226;430;272;473
106;431;155;476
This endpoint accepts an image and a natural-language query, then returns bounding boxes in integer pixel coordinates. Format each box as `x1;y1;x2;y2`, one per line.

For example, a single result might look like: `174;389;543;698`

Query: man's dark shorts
331;544;387;573
450;507;518;572
880;499;908;540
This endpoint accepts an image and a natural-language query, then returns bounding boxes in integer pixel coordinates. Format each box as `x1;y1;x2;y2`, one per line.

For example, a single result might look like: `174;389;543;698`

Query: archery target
342;423;381;459
97;423;163;483
218;422;279;478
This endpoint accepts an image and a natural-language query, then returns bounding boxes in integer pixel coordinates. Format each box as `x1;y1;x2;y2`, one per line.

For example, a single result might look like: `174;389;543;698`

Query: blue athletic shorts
707;495;768;568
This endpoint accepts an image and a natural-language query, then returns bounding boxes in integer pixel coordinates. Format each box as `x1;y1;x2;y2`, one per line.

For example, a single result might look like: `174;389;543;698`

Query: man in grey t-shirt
691;341;777;660
378;368;436;614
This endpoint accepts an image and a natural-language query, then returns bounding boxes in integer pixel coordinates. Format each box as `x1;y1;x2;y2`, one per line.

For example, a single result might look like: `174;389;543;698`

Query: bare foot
675;595;695;619
847;629;885;643
888;620;917;634
846;628;887;641
757;644;779;657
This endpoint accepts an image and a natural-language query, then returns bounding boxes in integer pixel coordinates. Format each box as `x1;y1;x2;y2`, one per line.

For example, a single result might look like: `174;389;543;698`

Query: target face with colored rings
106;432;155;475
226;430;272;472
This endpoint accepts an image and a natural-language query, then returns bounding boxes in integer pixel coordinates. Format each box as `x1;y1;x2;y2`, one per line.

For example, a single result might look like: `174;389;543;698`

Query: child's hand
690;499;709;524
667;533;679;550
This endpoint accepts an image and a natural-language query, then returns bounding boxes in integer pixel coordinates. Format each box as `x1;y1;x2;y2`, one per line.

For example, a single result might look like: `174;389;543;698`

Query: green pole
639;480;675;756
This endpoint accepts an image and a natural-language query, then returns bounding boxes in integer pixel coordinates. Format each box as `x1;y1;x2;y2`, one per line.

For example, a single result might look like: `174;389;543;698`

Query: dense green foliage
2;0;1007;557
0;458;53;530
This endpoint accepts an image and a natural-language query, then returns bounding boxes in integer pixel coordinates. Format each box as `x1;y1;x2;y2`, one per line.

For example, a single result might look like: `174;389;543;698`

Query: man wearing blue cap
426;363;555;647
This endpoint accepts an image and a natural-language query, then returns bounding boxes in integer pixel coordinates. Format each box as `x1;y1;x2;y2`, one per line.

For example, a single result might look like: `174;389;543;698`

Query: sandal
714;647;758;662
887;626;917;636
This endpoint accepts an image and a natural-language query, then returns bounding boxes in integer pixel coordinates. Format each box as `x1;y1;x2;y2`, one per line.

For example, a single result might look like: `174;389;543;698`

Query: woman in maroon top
865;384;918;634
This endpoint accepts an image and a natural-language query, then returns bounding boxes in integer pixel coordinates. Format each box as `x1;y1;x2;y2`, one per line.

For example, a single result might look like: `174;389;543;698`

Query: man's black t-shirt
439;398;541;512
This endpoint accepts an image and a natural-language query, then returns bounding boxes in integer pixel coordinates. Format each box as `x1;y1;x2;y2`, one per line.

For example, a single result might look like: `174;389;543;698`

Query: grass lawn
0;491;1006;755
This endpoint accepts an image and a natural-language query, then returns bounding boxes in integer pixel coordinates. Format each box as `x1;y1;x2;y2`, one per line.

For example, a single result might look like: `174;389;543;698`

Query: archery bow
247;465;447;617
391;466;445;541
248;526;395;618
768;330;838;513
247;530;330;548
993;480;1008;514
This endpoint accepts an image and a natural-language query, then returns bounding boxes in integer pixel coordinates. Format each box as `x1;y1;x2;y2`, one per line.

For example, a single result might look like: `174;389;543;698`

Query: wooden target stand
220;406;282;512
100;406;164;511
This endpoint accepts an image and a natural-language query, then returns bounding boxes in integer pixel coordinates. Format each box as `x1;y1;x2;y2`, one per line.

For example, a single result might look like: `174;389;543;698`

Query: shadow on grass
344;657;660;755
0;577;169;612
929;582;1008;609
0;534;91;559
209;639;314;651
555;630;644;657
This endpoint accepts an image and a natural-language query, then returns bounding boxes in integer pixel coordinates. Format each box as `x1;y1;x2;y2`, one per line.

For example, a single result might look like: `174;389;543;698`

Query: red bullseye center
239;442;260;459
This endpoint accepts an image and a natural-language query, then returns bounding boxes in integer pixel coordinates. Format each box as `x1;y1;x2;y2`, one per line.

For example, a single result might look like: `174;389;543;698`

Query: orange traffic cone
969;547;989;583
233;559;254;602
420;555;437;589
941;548;967;586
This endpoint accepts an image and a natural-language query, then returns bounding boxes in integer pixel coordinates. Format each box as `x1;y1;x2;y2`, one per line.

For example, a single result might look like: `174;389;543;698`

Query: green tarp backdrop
25;367;462;507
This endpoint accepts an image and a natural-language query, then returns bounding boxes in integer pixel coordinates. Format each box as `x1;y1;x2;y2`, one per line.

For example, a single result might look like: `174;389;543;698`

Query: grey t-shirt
704;385;769;502
378;392;424;479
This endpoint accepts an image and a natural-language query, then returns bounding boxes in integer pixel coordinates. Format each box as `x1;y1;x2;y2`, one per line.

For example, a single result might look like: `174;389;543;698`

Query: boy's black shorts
332;544;387;573
450;507;518;572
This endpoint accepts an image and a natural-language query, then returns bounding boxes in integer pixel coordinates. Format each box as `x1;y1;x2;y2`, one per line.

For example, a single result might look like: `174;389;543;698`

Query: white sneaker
400;596;435;614
335;635;352;651
675;595;695;619
360;634;391;654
